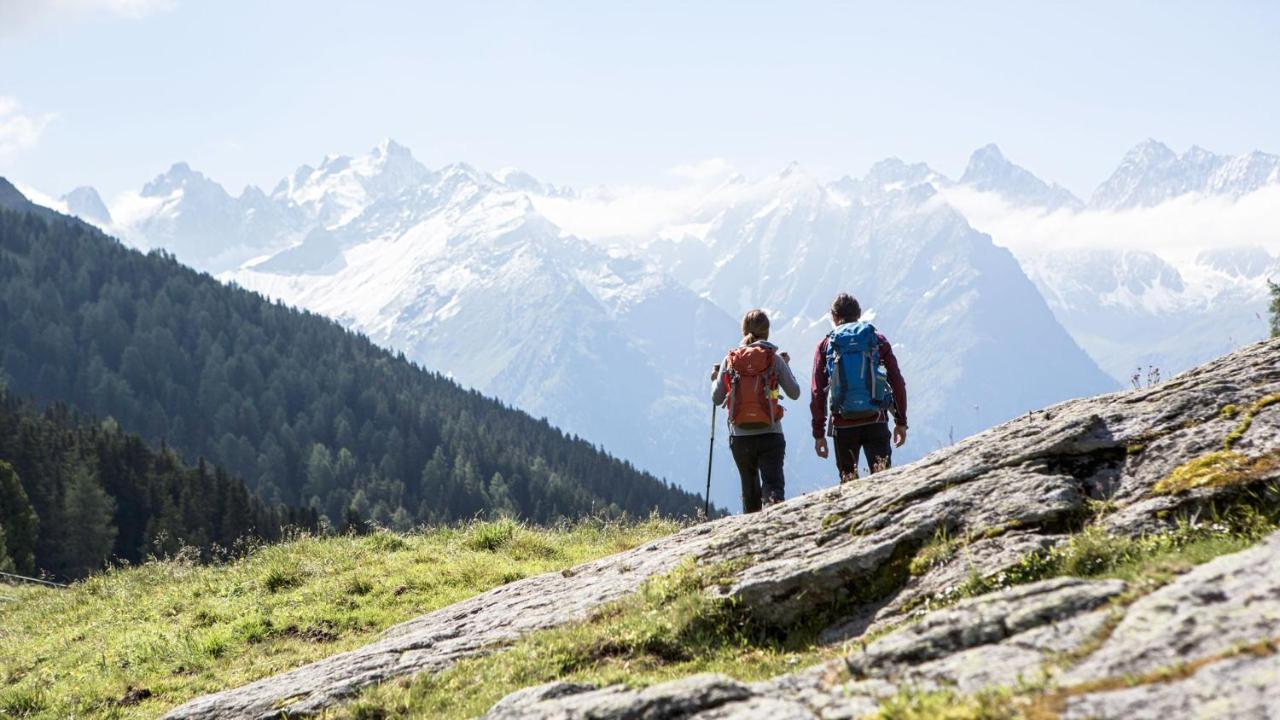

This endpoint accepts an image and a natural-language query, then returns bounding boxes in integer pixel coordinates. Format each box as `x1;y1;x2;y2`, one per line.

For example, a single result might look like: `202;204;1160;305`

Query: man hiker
711;309;801;512
811;293;907;481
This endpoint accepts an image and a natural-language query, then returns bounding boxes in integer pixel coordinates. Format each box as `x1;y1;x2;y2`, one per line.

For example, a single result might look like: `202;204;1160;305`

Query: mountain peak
142;162;220;197
0;177;31;210
373;138;412;159
60;186;112;224
960;145;1082;211
1126;138;1177;164
961;144;1014;181
440;161;490;184
318;154;352;173
1183;144;1214;161
864;157;935;187
970;143;1006;162
1092;140;1278;209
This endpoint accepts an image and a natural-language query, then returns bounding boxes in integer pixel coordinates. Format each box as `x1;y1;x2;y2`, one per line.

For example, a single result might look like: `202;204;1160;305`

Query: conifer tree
56;465;118;578
0;461;37;575
0;524;14;573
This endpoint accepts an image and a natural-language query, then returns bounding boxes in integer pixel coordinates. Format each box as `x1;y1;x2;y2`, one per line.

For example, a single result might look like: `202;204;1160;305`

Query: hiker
711;309;801;512
811;293;907;482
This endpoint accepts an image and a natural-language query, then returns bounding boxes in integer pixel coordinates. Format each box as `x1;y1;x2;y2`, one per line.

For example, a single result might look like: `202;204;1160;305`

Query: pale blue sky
2;1;1278;200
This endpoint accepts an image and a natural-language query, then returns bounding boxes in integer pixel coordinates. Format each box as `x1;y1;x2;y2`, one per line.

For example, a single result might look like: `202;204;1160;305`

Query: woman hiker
711;309;800;513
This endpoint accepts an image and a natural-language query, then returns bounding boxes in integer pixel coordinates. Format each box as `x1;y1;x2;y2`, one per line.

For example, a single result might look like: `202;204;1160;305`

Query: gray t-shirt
711;340;801;436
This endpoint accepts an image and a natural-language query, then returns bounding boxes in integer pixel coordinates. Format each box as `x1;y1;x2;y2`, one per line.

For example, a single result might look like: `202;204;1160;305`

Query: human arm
878;334;908;447
878;335;908;429
711;360;728;406
810;337;830;441
775;352;801;400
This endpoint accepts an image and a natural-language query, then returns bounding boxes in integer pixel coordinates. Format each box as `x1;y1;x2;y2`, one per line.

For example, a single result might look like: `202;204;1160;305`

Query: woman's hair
830;293;861;324
741;309;770;344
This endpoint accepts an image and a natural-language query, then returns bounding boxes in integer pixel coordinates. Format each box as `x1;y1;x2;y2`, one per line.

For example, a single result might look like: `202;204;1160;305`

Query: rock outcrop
165;338;1280;719
482;530;1280;718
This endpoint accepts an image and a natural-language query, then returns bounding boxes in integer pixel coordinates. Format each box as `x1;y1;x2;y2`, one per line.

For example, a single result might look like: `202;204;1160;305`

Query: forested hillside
0;184;705;531
0;392;315;579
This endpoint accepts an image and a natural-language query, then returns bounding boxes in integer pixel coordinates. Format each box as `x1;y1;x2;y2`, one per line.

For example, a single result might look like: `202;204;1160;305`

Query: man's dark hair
831;293;861;323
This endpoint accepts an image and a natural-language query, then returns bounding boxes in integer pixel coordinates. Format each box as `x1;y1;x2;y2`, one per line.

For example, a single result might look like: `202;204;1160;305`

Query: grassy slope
3;511;1276;720
0;519;679;719
328;506;1279;720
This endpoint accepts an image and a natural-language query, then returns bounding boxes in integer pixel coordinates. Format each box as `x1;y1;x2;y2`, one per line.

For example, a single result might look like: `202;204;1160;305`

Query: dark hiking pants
729;433;785;513
834;423;892;481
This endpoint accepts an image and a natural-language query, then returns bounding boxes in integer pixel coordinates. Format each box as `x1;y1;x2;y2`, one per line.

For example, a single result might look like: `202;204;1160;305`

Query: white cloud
669;158;733;182
530;158;738;241
532;161;836;244
935;184;1280;267
0;0;172;35
0;96;55;161
532;171;783;243
13;181;67;213
534;185;709;240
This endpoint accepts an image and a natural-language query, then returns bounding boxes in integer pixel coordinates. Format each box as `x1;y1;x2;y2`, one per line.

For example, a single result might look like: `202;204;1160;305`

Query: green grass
909;527;960;576
932;504;1279;612
325;557;843;720
326;501;1280;720
0;518;679;719
870;686;1025;720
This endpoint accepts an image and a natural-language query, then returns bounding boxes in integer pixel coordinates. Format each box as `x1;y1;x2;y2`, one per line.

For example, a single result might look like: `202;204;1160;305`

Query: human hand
814;437;829;458
780;351;791;364
710;363;721;381
893;425;908;448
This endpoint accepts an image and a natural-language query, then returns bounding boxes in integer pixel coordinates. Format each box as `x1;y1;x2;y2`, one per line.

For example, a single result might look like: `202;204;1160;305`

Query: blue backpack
826;322;892;418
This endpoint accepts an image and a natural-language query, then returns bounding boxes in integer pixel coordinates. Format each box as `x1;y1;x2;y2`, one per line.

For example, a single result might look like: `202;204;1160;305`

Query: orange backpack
721;345;784;428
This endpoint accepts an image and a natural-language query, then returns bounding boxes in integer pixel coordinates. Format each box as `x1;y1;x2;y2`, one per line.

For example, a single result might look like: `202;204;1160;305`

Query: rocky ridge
165;338;1280;719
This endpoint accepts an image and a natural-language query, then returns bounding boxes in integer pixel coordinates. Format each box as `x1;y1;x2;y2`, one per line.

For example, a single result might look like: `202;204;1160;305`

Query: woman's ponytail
741;309;770;345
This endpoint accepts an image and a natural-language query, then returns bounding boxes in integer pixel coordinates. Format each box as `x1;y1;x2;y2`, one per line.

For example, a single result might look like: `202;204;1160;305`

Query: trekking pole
704;362;721;520
704;403;716;520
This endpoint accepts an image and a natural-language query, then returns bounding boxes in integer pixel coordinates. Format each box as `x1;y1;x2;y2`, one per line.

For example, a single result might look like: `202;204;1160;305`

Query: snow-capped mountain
60;186;112;224
943;141;1279;385
959;144;1082;211
81;137;1280;508
1089;139;1280;209
1019;247;1276;383
1197;246;1278;280
270;139;435;229
114;162;303;272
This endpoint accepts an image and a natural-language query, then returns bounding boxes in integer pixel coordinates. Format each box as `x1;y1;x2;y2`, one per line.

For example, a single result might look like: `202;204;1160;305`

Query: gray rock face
1062;652;1280;720
1052;530;1280;720
483;675;756;720
165;339;1280;719
1061;530;1280;685
489;533;1280;719
494;577;1128;719
842;577;1126;678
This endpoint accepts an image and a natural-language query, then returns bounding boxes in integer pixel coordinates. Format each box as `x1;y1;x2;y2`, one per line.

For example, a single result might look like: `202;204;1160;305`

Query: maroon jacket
810;332;908;438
